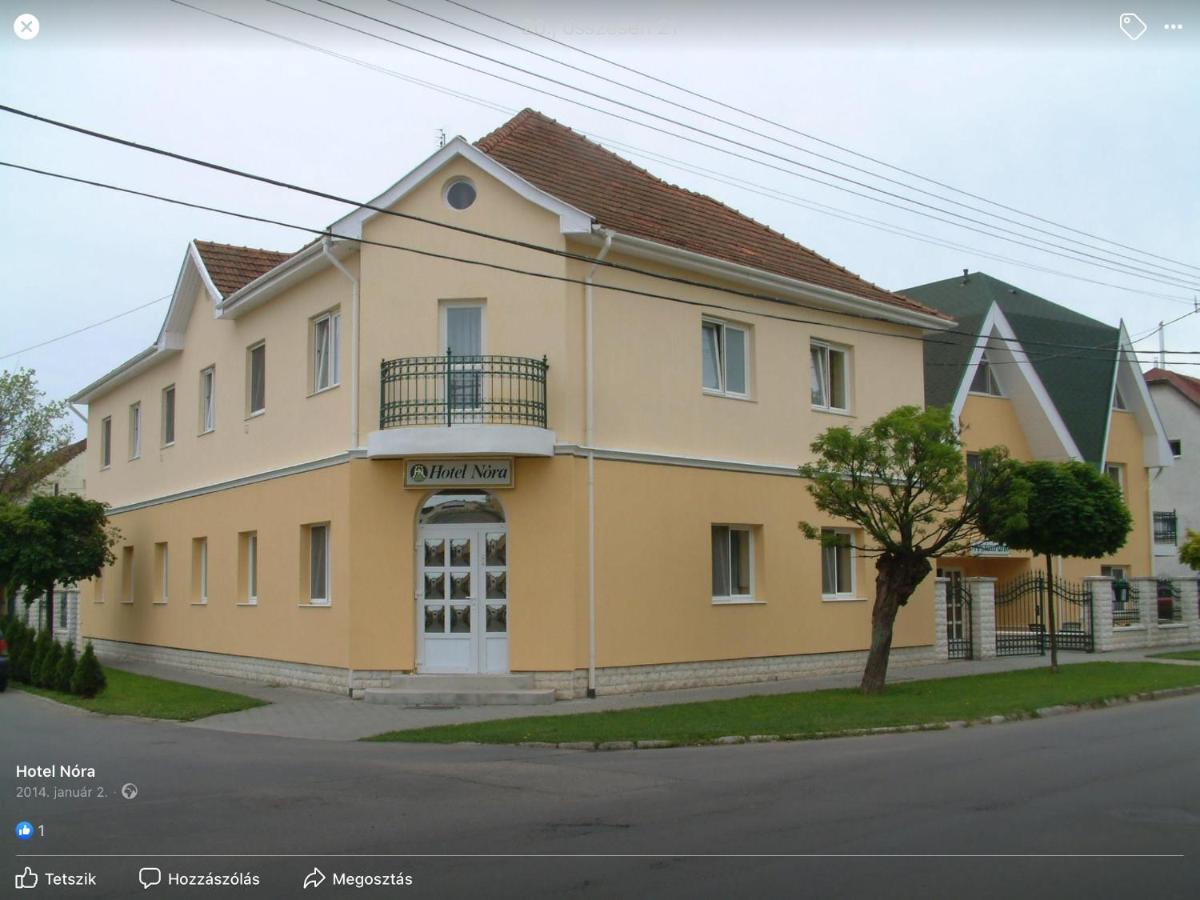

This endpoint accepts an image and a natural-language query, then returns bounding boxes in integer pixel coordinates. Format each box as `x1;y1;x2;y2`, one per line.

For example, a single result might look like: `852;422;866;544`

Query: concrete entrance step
364;674;555;707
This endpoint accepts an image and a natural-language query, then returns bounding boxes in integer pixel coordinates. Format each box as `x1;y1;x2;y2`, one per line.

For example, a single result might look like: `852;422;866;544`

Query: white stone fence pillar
933;578;949;660
1130;577;1163;648
966;577;996;660
1175;578;1199;642
1083;576;1114;652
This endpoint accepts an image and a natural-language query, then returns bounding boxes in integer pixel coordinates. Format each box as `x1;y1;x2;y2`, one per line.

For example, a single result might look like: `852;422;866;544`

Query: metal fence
380;352;549;429
1129;578;1183;625
995;573;1094;656
946;579;973;660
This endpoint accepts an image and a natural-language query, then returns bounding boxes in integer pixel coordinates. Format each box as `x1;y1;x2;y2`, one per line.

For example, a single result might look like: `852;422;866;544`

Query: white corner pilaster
934;578;949;660
1131;577;1160;647
1176;578;1199;642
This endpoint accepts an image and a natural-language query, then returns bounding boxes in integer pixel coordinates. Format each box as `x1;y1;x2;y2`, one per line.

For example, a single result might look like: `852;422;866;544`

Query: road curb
546;684;1200;752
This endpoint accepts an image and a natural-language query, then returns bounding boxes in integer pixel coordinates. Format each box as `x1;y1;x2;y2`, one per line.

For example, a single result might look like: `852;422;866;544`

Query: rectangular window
443;303;485;410
192;538;208;604
247;342;266;415
128;402;141;459
1169;438;1182;458
969;353;1003;396
161;385;176;446
711;525;753;602
1153;512;1178;545
93;573;104;604
1112;385;1127;410
702;319;749;397
199;367;215;433
239;531;259;604
100;416;112;468
307;524;331;605
810;341;849;410
121;546;134;603
154;542;169;602
1105;463;1124;493
312;310;341;392
821;528;855;598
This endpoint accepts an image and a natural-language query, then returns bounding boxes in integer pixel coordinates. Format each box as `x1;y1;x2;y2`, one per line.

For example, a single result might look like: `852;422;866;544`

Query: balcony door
417;490;508;674
443;302;484;415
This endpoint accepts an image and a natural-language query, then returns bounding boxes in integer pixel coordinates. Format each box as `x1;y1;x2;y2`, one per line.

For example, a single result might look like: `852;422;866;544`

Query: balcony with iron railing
367;351;554;458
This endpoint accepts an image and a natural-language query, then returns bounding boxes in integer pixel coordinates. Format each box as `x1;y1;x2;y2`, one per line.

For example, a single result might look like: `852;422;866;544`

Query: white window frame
161;384;176;447
820;528;857;600
701;317;750;398
711;524;756;603
196;538;209;605
307;523;331;606
1168;438;1181;458
128;402;141;460
810;341;850;412
968;352;1004;397
199;366;216;434
247;341;266;417
311;309;342;394
156;542;169;603
121;546;134;604
100;416;112;469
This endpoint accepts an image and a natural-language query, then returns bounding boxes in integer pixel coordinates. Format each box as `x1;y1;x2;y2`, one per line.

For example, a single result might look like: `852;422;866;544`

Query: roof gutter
597;231;955;331
70;345;160;404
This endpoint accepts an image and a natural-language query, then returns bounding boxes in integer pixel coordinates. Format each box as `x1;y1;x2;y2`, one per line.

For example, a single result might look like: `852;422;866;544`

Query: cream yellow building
905;272;1172;590
72;110;958;700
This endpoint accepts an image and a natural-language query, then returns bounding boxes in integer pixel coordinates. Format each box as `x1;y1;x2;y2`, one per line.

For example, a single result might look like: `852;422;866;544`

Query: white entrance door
418;524;508;673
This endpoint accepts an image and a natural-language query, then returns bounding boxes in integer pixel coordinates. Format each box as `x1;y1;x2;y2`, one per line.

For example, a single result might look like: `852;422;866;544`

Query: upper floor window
810;341;848;411
100;416;112;468
199;366;215;434
312;310;341;393
1153;511;1178;546
443;302;485;411
128;402;141;460
1168;438;1182;458
821;528;856;599
161;385;175;447
247;342;266;416
444;178;477;211
1105;463;1125;493
711;524;754;602
969;352;1003;396
1112;385;1128;410
702;318;749;397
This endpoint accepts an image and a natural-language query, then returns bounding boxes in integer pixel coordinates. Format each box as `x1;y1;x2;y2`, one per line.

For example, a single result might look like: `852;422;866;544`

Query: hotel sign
405;458;514;488
971;540;1010;557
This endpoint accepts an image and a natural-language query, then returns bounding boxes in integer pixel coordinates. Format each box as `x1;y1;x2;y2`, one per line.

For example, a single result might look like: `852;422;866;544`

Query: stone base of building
88;639;394;696
532;645;938;699
89;638;939;700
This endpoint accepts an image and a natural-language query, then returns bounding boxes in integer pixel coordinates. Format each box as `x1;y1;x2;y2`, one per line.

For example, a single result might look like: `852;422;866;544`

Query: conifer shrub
71;641;106;698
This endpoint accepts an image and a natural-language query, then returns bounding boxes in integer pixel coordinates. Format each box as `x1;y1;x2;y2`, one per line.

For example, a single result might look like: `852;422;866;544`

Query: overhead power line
162;0;1193;307
2;159;1197;368
285;0;1200;291
378;0;1199;284
443;0;1200;276
0;293;171;361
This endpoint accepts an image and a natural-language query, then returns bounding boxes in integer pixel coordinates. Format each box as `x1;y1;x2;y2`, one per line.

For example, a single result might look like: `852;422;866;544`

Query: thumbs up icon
16;820;35;840
15;866;39;889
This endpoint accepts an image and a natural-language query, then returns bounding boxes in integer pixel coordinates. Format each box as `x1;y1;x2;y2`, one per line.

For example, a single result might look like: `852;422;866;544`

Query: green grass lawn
1148;649;1200;662
18;668;268;721
366;662;1200;745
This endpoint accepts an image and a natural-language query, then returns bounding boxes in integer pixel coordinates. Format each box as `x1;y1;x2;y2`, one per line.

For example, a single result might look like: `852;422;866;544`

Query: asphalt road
4;689;1198;898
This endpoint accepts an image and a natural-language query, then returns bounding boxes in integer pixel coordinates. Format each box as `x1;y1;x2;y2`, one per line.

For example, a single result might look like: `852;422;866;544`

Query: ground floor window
306;524;331;605
821;529;855;598
712;525;754;602
239;531;258;605
192;538;208;604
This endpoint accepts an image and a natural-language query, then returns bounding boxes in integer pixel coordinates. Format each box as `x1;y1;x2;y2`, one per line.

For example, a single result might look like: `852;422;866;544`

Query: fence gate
995;573;1093;656
946;579;973;660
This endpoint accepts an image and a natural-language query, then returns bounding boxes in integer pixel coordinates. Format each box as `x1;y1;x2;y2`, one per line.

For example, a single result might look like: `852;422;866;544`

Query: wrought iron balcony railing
380;352;549;429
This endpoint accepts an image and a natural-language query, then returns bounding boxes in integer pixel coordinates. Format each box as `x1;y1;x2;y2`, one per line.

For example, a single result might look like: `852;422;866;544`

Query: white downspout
322;237;361;450
586;229;613;699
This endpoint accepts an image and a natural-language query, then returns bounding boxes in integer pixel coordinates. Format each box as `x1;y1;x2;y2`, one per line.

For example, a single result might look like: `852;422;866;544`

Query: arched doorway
417;490;508;674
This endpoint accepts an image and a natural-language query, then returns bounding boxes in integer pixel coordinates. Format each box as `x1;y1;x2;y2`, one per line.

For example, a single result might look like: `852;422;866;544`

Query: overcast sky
2;1;1197;439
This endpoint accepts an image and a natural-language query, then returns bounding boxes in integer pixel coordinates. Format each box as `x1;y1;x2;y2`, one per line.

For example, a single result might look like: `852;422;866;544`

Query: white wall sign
405;458;514;488
971;540;1010;557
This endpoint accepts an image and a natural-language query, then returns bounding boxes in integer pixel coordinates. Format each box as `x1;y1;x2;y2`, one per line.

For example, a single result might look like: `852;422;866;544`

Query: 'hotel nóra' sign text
405;458;514;488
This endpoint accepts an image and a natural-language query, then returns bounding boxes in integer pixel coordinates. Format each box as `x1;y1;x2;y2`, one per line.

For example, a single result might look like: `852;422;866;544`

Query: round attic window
444;178;477;211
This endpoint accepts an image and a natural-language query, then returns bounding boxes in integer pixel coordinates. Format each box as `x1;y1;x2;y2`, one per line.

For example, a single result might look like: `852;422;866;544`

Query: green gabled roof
902;272;1119;465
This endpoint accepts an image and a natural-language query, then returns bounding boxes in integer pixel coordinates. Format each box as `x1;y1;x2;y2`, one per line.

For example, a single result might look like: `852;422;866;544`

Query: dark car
0;634;8;692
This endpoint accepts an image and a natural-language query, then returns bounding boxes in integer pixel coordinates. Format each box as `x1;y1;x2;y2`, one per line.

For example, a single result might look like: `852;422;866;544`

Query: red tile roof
193;240;294;297
1145;367;1200;409
476;109;948;320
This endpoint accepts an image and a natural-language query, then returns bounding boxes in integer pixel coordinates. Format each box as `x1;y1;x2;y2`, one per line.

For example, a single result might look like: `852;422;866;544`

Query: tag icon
1119;13;1147;40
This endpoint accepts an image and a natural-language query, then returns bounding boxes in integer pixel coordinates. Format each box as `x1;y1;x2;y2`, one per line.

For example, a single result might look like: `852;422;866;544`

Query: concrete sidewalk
100;645;1200;742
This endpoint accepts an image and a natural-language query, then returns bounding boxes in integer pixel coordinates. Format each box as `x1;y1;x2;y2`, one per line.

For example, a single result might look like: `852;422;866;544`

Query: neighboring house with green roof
902;271;1173;587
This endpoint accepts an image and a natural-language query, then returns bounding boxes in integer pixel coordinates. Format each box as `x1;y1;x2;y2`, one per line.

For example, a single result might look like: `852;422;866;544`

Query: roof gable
1145;367;1200;410
475;109;944;320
